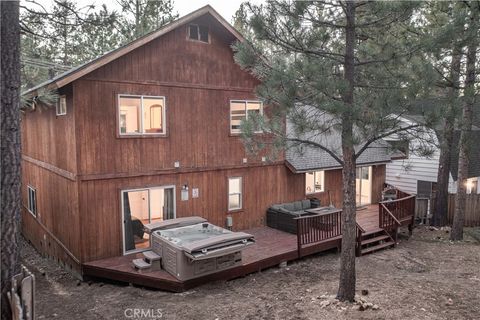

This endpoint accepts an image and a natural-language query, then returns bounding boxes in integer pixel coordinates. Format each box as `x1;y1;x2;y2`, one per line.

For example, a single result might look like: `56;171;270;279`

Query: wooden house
21;6;393;278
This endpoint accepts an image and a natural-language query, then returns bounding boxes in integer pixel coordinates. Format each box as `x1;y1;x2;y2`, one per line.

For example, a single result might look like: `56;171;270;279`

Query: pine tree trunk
1;1;22;319
432;45;462;226
451;18;478;240
337;1;356;302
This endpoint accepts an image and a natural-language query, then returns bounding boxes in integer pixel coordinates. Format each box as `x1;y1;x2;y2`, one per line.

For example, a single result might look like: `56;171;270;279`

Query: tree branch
354;124;421;160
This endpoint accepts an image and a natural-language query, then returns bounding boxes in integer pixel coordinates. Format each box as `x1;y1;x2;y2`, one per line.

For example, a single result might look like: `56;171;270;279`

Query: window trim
305;170;325;195
56;95;67;116
229;100;264;135
187;23;209;43
117;94;167;137
228;177;243;211
27;185;37;217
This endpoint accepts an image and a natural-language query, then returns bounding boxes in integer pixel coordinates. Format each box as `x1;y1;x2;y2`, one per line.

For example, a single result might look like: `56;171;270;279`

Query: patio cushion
301;200;311;210
284;203;295;211
293;201;303;211
278;207;291;214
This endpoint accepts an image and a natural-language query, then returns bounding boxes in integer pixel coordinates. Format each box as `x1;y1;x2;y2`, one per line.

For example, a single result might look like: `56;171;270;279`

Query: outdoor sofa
266;199;320;234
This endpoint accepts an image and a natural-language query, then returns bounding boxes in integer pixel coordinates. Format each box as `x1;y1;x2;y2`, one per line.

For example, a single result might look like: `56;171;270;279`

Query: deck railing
296;210;342;251
379;187;416;234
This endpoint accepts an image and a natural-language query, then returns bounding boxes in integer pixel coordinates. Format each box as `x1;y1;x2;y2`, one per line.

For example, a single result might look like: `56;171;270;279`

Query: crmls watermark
124;308;163;319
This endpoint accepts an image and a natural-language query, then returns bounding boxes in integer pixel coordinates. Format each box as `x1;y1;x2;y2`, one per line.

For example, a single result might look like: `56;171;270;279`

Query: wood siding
73;80;270;176
79;164;304;262
21;85;77;174
21;161;81;273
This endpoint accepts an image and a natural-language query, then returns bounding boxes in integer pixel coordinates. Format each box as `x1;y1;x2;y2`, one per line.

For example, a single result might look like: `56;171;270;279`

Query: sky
25;0;265;25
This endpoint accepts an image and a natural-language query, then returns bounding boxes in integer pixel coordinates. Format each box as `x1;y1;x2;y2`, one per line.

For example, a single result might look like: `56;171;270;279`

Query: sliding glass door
122;186;175;254
356;166;372;206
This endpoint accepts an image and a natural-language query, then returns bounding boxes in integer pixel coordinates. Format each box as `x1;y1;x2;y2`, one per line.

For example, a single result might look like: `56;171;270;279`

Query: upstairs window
118;95;166;135
305;171;325;194
228;177;242;211
230;100;263;134
27;185;37;217
188;24;209;43
56;95;67;116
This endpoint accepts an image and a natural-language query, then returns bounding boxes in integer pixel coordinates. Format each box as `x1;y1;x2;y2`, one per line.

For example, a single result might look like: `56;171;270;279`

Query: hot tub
148;217;255;281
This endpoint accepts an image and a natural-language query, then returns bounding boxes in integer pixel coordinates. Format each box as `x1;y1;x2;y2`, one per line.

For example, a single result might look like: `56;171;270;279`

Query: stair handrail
356;222;365;234
380;203;401;226
355;222;366;257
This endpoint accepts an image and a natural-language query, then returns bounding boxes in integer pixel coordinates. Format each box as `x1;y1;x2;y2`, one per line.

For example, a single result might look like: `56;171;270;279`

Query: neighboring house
386;115;480;199
21;6;394;277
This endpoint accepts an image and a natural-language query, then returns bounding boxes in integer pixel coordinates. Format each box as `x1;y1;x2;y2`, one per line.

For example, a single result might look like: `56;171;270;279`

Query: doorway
121;186;175;254
356;166;372;206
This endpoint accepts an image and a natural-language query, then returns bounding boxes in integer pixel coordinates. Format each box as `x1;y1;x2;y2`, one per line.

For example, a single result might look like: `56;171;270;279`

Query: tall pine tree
233;0;431;301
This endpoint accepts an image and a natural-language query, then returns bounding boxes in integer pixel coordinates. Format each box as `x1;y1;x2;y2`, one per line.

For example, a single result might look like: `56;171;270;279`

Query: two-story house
21;6;392;278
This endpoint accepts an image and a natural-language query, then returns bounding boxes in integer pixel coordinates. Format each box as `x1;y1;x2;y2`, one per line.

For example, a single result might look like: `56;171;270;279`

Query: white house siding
386;150;440;195
386;134;469;195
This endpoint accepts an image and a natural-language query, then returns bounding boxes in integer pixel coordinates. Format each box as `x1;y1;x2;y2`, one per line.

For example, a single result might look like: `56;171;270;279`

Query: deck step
132;258;151;270
361;228;384;237
360;241;395;255
361;234;390;246
143;250;161;262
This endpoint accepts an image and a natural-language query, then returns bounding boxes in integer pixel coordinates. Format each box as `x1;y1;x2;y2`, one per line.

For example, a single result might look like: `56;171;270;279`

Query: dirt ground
21;226;480;320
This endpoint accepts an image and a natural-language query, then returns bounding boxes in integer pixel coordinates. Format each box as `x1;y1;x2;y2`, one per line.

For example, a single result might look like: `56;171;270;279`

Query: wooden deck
83;206;387;292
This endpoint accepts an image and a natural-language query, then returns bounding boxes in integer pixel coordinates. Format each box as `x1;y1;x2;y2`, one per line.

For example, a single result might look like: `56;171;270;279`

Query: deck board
83;205;382;291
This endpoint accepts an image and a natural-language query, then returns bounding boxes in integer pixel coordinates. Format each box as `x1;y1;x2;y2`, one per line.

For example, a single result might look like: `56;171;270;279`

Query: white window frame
228;177;243;211
56;95;67;116
121;185;176;255
117;94;166;136
305;170;325;195
229;100;263;134
27;185;37;217
188;23;209;43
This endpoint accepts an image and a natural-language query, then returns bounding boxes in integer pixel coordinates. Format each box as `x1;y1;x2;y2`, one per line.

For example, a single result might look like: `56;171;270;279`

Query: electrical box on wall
226;216;233;229
192;188;199;198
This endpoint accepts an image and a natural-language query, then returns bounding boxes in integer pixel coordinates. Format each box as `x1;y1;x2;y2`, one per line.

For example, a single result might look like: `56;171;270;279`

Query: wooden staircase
357;228;396;256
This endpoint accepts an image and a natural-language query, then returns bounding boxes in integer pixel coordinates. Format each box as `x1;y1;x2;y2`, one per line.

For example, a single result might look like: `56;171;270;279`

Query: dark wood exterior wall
371;164;386;204
74;20;266;177
79;165;304;261
306;164;387;208
21;161;81;274
22;85;77;173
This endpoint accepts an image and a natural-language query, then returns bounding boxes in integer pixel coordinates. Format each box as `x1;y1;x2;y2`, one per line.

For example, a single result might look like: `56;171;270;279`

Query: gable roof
285;109;393;173
23;5;244;96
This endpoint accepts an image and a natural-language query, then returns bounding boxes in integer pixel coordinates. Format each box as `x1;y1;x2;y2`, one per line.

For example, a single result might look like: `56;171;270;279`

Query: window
466;178;478;194
27;186;37;216
230;100;263;134
118;95;165;135
305;171;324;194
228;177;242;211
56;95;67;116
188;24;209;42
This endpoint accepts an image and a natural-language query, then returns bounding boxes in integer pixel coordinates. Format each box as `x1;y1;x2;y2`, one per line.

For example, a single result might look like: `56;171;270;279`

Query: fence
447;194;480;227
